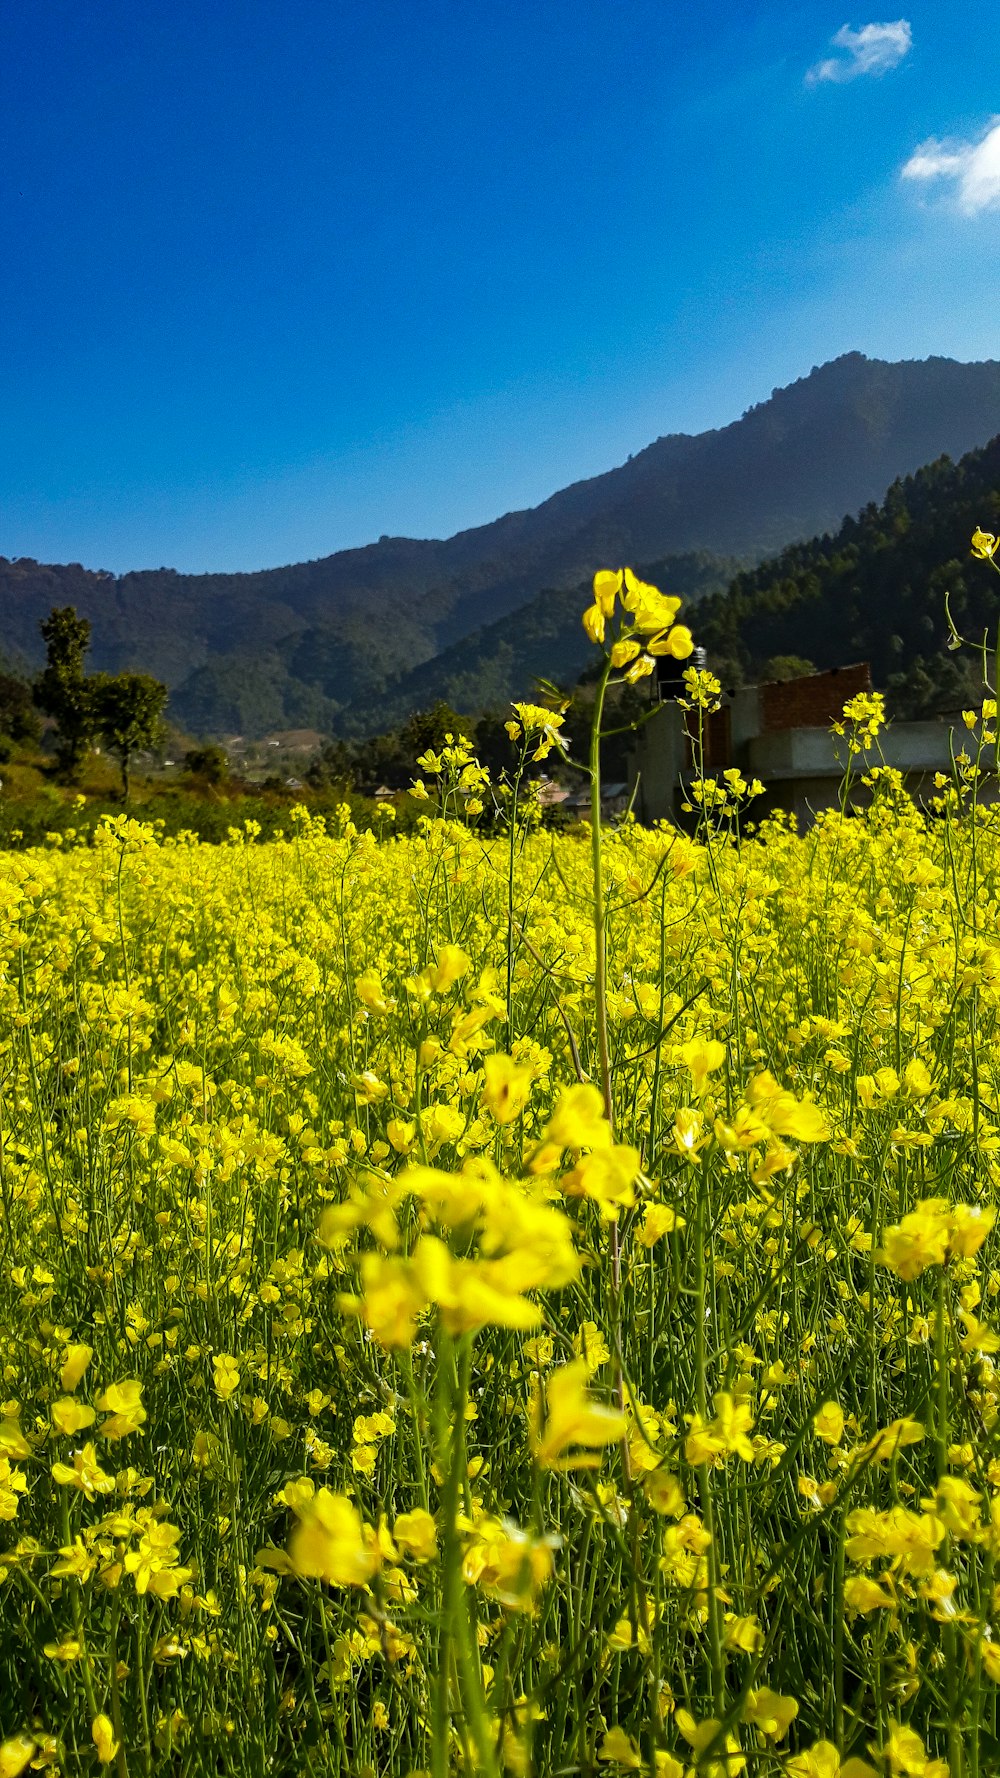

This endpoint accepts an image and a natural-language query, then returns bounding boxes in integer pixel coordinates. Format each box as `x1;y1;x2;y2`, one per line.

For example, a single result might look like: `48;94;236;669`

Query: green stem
694;1162;725;1717
432;1333;499;1778
589;654;615;1133
937;1265;963;1778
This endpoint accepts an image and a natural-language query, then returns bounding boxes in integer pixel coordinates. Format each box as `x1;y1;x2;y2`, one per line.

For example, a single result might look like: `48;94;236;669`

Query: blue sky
2;0;999;573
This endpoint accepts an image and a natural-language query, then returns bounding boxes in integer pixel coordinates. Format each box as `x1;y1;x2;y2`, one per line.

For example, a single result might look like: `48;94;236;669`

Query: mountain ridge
5;351;1000;735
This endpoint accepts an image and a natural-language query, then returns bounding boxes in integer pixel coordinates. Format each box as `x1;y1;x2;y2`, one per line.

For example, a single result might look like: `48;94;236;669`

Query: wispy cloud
902;119;1000;215
806;20;912;85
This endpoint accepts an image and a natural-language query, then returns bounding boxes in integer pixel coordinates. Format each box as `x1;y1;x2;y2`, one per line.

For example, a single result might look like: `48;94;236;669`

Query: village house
628;660;990;828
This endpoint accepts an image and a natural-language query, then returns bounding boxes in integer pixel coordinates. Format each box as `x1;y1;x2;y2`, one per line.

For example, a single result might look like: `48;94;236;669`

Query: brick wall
759;663;871;733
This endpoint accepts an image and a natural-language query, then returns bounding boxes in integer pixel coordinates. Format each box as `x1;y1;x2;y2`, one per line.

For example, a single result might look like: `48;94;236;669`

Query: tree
92;672;168;800
760;655;817;683
35;606;95;780
0;673;42;745
399;702;472;763
183;743;229;785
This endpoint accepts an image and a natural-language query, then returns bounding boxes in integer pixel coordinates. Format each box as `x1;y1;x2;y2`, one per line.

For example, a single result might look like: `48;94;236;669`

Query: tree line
33;607;167;798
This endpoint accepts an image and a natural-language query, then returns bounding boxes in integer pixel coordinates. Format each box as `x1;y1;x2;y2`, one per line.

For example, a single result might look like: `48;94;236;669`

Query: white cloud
806;20;912;85
902;119;1000;215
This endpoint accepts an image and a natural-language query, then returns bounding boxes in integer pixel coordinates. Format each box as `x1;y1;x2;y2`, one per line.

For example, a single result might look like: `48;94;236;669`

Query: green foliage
91;671;169;798
34;606;95;779
760;654;817;682
0;674;41;745
696;435;1000;715
183;743;229;784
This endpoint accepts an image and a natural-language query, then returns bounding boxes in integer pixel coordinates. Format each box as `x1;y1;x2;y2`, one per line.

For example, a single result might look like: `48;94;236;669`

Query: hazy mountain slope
352;553;739;736
5;351;1000;735
695;437;1000;713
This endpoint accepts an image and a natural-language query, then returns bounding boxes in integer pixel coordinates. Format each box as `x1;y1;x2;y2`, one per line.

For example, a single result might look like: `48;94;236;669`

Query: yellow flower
723;1612;763;1654
0;1737;35;1778
0;1420;31;1460
355;969;394;1015
60;1344;93;1392
392;1508;438;1563
880;1200;951;1279
0;1458;27;1521
882;1721;949;1777
674;1709;745;1774
543;1082;612;1152
679;1036;726;1095
924;1475;981;1539
288;1488;382;1587
745;1071;829;1142
948;1200;995;1257
670;1105;708;1159
572;1320;610;1373
350;1252;427;1350
621;570;683;634
813;1401;845;1445
786;1744;877;1778
91;1716;118;1766
51;1396;97;1436
844;1574;896;1613
648;623;694;659
387;1116;416;1154
902;1058;933;1098
531;1360;626;1470
51;1441;116;1500
582;603;606;644
562;1142;641;1218
593;568;623;616
44;1638;83;1662
972;528;999;559
744;1686;798;1739
845;1505;943;1576
684;1412;722;1467
509;702;567;761
426;944;471;992
686;1392;754;1467
880;1198;994;1279
598;1727;641;1768
643;1468;686;1516
95;1378;146;1440
123;1519;192;1598
637;1202;686;1246
212;1354;241;1402
482;1053;534;1125
412;1236;544;1335
462;1515;555;1609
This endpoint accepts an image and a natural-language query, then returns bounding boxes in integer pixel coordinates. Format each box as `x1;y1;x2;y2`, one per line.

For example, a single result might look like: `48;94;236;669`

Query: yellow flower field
2;568;1000;1777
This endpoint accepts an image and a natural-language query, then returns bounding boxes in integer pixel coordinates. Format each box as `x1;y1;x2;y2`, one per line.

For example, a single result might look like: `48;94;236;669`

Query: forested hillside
365;553;738;732
696;436;1000;714
5;351;1000;734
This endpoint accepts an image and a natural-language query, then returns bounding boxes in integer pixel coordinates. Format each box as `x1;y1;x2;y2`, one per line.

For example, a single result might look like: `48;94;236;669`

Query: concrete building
628;662;985;828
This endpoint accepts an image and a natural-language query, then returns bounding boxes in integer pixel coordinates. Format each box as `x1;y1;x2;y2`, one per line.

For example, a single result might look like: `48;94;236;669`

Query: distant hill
5;351;1000;736
365;553;741;732
695;436;1000;715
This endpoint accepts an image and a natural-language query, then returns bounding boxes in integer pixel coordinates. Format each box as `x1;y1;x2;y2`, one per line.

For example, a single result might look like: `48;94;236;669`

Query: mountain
364;553;741;732
5;351;1000;736
695;436;1000;715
